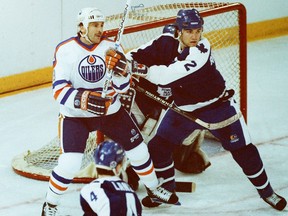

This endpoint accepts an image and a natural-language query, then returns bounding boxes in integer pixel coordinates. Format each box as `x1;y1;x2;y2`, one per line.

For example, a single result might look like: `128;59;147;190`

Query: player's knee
55;152;84;178
125;142;149;166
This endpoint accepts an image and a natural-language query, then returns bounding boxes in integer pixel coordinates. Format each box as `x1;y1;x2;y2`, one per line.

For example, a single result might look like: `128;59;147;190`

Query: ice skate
142;195;162;208
145;183;179;206
41;202;57;216
263;192;287;211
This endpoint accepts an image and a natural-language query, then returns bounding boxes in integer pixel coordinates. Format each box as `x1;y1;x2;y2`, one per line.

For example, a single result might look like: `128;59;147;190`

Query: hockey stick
132;83;242;130
176;181;196;193
101;0;132;98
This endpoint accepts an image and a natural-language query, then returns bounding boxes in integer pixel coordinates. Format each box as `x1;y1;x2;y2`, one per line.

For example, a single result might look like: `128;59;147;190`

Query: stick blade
175;181;196;193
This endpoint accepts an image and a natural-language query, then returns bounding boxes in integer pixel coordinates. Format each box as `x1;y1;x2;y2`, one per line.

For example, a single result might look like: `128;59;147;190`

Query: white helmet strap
79;25;93;45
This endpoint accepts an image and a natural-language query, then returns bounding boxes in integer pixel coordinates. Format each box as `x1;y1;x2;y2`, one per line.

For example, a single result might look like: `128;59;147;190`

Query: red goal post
12;2;247;183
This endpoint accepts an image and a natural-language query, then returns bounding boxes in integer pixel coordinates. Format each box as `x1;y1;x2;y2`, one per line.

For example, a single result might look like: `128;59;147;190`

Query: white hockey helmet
77;7;105;35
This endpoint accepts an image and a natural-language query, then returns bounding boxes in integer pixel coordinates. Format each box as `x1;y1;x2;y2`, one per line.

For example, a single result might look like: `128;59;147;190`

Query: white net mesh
12;132;99;182
12;2;246;182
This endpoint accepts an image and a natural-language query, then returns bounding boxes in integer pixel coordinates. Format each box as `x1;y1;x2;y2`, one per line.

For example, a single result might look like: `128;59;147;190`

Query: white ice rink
1;36;288;216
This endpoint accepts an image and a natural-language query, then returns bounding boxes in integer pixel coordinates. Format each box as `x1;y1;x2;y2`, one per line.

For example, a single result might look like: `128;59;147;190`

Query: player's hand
74;90;112;116
130;60;148;76
105;48;128;77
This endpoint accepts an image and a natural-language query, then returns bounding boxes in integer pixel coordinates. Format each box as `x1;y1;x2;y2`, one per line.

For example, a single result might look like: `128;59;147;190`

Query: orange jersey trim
53;84;72;100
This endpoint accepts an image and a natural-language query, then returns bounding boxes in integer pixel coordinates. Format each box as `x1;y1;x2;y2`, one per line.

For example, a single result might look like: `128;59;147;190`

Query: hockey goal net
12;2;247;182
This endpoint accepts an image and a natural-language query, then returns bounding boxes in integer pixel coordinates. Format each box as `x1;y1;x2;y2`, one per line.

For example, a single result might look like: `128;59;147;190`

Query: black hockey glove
74;90;112;116
105;48;129;77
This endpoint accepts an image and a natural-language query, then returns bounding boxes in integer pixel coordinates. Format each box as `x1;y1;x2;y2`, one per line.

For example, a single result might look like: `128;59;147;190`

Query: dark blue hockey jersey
128;34;226;112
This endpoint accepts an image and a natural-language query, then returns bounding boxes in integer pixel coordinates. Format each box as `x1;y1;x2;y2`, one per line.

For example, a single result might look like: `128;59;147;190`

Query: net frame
12;2;247;183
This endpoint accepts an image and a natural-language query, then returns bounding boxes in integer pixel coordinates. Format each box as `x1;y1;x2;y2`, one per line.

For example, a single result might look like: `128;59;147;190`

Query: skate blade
151;198;181;206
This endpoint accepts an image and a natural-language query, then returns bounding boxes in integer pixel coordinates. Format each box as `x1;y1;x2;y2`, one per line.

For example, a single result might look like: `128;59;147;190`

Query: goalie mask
176;9;204;31
94;141;125;171
77;7;105;43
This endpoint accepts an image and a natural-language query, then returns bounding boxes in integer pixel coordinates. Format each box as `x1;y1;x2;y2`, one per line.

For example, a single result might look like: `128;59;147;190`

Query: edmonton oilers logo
78;55;106;82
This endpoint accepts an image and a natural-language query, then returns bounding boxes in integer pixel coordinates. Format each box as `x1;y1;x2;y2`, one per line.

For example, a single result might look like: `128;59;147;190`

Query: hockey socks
231;144;272;197
231;144;287;211
125;142;159;189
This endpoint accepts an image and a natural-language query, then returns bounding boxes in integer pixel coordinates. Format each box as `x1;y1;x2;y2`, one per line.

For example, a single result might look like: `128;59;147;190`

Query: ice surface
0;36;287;215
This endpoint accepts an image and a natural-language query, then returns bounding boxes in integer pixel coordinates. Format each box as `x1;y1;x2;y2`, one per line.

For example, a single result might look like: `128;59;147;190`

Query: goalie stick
101;0;132;98
132;83;242;130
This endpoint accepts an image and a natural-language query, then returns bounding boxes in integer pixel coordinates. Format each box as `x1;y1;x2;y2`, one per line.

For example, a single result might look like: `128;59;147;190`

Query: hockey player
41;7;178;216
128;22;211;175
80;141;142;216
125;9;287;210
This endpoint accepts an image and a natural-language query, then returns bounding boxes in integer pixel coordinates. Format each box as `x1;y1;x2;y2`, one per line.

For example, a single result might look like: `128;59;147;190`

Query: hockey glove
130;60;148;76
105;48;128;77
74;90;112;116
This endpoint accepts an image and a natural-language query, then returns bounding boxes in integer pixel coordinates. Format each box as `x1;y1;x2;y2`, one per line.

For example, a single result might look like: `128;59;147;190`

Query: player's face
87;22;104;44
180;28;202;47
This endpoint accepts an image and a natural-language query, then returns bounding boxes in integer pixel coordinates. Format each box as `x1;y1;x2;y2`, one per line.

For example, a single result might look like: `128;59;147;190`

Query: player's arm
127;34;177;67
146;38;211;85
52;46;78;109
126;33;179;78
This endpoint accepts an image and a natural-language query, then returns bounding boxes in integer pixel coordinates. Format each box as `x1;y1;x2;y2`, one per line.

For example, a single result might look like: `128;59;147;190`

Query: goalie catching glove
105;48;129;77
74;90;112;116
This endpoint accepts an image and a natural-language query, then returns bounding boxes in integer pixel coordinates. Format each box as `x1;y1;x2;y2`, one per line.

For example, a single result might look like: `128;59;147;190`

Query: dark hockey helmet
176;9;204;31
163;23;178;34
94;141;125;170
163;23;179;38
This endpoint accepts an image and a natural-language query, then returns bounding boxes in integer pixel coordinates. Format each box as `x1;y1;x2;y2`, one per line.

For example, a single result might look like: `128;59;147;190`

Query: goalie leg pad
173;130;211;173
173;144;211;173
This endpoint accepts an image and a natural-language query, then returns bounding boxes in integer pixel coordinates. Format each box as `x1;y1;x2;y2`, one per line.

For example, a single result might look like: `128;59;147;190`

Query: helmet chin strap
112;168;121;176
80;27;94;45
113;158;127;177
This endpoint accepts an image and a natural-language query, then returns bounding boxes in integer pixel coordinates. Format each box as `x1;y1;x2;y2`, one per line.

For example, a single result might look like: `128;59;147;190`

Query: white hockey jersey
52;36;131;117
80;176;142;216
